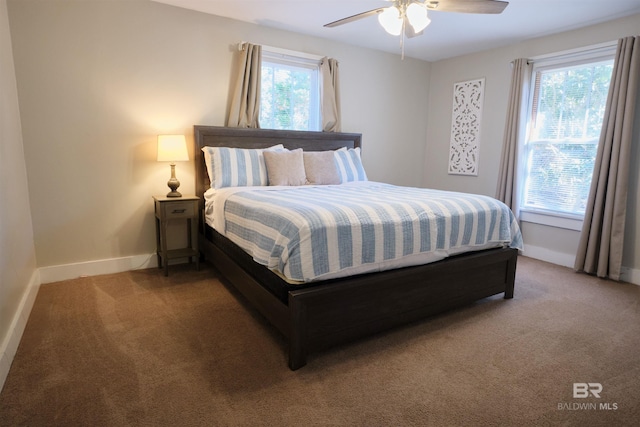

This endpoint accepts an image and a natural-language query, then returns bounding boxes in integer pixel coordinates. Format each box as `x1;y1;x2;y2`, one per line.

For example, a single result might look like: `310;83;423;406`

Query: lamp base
166;164;182;197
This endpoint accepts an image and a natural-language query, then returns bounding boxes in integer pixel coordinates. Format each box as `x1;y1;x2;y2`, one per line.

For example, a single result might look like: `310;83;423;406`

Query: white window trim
519;210;584;231
528;41;616;65
260;44;324;63
261;47;322;72
518;43;616;231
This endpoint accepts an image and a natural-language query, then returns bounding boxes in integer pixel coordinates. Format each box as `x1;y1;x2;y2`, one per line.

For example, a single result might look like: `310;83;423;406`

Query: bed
194;125;521;370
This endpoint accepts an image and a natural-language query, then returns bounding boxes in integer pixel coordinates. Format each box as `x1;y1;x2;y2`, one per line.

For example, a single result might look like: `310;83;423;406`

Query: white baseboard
620;266;640;286
0;269;41;393
523;244;640;286
38;253;158;284
522;244;576;269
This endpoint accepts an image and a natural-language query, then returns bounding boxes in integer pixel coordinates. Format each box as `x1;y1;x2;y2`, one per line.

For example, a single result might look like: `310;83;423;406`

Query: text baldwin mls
557;383;618;411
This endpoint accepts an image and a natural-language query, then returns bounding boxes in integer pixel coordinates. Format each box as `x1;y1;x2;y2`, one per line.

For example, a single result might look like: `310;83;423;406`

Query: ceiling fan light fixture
378;6;403;36
406;2;431;33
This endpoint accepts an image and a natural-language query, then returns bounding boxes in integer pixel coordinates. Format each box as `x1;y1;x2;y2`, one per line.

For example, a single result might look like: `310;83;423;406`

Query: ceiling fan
325;0;509;55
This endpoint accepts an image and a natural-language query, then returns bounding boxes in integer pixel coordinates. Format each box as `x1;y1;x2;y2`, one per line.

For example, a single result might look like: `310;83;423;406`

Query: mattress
205;181;523;283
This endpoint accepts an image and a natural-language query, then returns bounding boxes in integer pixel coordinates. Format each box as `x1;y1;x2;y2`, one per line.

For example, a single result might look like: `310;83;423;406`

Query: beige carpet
1;256;639;426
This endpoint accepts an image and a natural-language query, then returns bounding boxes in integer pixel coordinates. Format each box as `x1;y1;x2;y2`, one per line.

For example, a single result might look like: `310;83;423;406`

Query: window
260;48;321;131
520;48;615;230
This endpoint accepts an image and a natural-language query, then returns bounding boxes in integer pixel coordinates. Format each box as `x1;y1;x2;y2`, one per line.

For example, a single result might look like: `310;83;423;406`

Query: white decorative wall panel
448;78;484;176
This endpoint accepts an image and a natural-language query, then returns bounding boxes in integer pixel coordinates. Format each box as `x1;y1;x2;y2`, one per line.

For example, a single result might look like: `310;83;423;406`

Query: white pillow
264;149;306;186
202;144;284;189
334;147;368;183
303;151;341;185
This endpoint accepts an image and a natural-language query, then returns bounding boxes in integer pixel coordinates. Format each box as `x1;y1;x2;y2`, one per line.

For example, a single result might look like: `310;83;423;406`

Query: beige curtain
495;58;531;215
574;36;640;280
227;43;262;128
321;57;341;132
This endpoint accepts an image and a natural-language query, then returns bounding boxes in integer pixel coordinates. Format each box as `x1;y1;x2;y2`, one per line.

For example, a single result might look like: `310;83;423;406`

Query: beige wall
7;0;430;269
0;0;37;374
424;13;640;276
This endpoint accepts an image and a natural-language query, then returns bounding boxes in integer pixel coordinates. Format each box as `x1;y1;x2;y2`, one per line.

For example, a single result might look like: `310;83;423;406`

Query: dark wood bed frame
194;125;518;370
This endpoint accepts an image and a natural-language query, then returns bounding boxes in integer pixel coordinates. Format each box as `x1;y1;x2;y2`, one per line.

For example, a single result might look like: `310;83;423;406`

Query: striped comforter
210;182;523;283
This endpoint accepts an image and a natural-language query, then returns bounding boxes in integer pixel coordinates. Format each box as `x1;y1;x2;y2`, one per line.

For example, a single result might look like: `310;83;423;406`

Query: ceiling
152;0;640;61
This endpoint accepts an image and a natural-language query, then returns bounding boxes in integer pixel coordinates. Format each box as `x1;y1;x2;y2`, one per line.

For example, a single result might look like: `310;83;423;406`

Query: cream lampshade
157;135;189;197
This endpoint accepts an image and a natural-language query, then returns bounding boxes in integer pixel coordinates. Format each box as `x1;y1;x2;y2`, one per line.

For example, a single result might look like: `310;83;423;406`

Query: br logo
573;383;603;398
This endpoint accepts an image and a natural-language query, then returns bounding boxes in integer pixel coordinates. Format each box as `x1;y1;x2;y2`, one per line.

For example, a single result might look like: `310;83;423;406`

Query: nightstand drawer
161;201;196;219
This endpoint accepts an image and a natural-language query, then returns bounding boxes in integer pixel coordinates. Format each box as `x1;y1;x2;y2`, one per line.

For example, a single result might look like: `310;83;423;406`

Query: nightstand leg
160;220;169;276
155;217;162;269
191;218;200;271
187;219;192;266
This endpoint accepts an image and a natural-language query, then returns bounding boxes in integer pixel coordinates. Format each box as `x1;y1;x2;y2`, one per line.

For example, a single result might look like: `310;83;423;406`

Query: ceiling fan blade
426;0;509;14
324;7;385;28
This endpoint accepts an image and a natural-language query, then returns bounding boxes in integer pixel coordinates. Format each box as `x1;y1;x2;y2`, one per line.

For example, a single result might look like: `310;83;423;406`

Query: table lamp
157;135;189;197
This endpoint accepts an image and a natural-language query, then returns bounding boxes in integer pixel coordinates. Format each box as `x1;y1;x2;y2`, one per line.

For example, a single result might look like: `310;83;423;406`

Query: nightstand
153;195;200;276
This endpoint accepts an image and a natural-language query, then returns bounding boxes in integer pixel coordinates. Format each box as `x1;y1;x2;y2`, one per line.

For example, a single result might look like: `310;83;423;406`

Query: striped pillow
202;145;284;189
334;147;368;183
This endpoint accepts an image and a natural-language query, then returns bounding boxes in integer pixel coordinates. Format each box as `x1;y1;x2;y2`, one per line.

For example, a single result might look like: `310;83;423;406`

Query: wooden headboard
193;125;362;200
